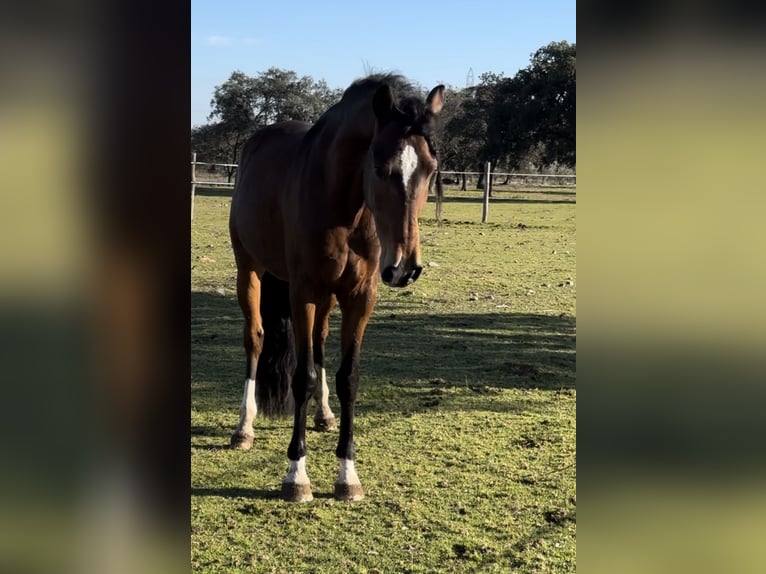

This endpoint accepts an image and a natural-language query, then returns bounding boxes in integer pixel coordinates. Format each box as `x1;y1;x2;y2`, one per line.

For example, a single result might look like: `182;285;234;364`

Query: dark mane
345;74;438;138
305;73;436;142
342;73;424;120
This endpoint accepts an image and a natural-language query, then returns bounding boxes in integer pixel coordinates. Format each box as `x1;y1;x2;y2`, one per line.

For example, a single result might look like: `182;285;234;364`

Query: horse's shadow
191;487;279;500
191;444;228;451
192;290;576;416
191;486;334;501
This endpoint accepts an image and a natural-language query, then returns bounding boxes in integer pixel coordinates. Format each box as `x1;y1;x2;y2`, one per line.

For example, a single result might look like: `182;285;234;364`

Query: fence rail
191;156;575;221
193;161;239;169
440;170;576;179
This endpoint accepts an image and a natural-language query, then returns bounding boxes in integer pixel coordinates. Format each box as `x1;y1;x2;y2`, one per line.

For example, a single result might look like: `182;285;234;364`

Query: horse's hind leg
312;294;337;431
230;265;264;451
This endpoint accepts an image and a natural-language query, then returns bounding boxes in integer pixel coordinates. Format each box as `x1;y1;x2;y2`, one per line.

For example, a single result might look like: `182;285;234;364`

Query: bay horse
228;74;444;502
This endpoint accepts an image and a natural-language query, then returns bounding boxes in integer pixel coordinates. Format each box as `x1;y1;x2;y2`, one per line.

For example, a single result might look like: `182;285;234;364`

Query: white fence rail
191;155;575;221
440;170;576;184
191;154;237;219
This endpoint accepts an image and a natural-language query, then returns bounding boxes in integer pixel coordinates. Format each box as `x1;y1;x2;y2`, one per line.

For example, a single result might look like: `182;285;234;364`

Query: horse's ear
373;84;395;123
426;85;445;115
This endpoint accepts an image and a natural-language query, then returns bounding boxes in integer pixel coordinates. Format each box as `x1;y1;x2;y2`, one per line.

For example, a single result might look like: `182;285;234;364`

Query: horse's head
365;83;444;288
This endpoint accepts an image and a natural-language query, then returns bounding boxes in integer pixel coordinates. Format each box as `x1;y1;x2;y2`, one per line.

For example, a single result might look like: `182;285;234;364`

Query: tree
191;122;244;183
441;83;484;188
445;74;508;190
441;41;576;179
190;123;225;164
247;68;341;125
202;71;257;181
526;41;575;167
489;41;576;170
193;68;343;179
431;86;473;188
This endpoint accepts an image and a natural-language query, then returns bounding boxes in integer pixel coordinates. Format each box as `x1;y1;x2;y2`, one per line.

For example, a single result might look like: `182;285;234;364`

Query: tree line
191;41;575;184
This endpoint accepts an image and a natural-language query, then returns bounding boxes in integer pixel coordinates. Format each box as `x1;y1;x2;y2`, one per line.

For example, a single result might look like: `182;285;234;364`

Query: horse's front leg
281;296;317;503
334;282;377;501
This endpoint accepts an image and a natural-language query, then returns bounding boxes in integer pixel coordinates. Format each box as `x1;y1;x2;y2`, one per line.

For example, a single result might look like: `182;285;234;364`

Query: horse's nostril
381;266;395;284
412;265;423;282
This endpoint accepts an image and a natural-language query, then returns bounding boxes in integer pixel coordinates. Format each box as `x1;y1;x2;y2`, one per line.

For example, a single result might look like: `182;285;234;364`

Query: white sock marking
285;456;310;485
400;145;418;189
337;458;361;486
314;366;334;420
235;377;257;435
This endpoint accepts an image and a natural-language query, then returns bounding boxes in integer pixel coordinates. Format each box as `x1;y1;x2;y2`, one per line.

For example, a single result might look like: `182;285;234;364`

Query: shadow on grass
191;444;230;451
191;486;279;500
191;486;335;501
193;290;575;415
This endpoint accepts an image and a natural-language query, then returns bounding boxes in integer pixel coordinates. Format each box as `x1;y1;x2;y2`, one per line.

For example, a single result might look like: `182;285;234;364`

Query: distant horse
228;74;444;502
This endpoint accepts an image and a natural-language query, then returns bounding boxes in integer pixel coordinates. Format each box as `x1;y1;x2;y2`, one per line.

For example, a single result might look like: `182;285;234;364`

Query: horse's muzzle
381;264;423;288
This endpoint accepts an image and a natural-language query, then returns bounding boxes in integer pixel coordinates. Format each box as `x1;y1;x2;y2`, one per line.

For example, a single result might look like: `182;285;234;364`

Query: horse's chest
315;230;377;285
347;227;378;261
318;250;348;282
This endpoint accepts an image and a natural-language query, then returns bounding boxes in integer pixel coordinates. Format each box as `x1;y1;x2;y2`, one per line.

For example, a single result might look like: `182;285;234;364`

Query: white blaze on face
399;144;418;190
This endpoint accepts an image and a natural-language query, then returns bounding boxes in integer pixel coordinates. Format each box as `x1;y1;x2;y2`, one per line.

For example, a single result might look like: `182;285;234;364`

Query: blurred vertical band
578;1;766;573
0;0;189;572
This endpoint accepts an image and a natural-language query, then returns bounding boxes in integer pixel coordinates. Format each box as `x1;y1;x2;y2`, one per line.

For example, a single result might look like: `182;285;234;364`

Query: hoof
334;482;365;501
281;482;313;502
230;432;254;451
314;414;337;431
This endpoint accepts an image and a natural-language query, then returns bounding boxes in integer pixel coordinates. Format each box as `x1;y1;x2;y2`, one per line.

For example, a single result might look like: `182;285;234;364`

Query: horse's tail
256;272;296;417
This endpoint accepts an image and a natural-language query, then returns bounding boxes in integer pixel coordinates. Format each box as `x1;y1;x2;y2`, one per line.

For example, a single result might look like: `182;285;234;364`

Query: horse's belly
234;208;289;279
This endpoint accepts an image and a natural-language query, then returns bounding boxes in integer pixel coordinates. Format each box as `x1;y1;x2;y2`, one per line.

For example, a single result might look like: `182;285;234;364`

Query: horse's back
230;121;311;278
233;121;310;204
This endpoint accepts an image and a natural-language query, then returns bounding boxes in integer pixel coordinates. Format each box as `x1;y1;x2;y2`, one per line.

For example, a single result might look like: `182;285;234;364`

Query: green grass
191;186;576;573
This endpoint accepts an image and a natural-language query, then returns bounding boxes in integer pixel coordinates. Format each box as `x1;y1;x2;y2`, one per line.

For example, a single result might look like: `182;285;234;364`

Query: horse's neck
325;103;375;220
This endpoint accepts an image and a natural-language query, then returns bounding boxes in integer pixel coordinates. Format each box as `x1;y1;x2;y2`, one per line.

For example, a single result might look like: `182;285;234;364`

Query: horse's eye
373;165;387;179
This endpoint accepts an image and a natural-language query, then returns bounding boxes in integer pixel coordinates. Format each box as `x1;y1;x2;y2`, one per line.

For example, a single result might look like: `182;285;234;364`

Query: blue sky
191;0;576;127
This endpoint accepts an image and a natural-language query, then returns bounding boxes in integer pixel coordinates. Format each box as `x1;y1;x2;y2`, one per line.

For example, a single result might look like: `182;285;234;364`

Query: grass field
191;186;576;573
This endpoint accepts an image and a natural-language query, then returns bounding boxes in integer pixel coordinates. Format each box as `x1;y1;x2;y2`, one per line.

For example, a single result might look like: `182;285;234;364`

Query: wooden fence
191;154;575;222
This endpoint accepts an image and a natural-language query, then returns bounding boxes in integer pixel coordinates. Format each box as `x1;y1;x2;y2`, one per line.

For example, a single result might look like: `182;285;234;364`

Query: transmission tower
466;67;474;89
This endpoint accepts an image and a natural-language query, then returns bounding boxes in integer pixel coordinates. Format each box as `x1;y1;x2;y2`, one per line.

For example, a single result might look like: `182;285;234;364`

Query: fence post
482;161;491;223
191;152;196;221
